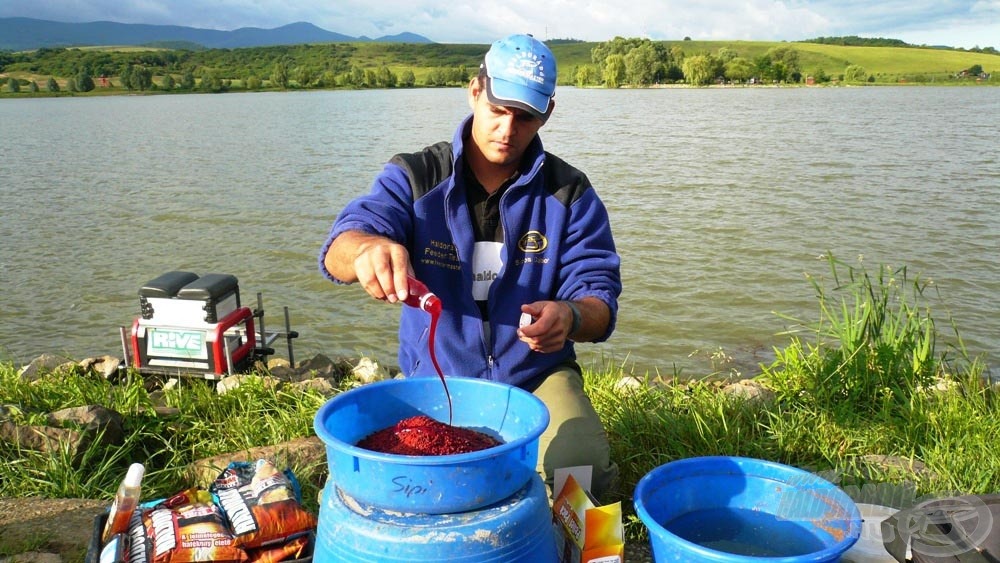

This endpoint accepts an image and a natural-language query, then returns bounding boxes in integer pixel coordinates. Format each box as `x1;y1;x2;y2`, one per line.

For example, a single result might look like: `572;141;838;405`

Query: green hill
550;40;999;83
793;42;997;78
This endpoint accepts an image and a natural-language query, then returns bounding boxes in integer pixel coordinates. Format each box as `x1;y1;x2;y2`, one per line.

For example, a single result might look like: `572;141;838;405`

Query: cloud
307;0;835;43
798;0;999;40
0;0;995;47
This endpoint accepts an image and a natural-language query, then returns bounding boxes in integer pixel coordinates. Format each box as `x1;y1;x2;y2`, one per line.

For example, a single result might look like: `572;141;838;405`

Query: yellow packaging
552;468;624;563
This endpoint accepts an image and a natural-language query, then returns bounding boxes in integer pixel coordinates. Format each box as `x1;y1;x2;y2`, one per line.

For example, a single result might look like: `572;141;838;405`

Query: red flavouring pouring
403;275;452;425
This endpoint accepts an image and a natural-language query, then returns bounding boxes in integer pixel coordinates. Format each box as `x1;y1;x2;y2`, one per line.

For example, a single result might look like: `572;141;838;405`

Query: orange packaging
552;467;624;563
135;492;248;563
210;459;317;549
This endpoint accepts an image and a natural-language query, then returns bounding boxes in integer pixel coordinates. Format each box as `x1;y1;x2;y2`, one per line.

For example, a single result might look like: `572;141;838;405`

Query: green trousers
524;361;619;502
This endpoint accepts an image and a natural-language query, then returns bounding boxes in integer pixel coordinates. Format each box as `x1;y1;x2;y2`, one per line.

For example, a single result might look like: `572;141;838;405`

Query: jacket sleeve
317;163;415;283
558;187;622;342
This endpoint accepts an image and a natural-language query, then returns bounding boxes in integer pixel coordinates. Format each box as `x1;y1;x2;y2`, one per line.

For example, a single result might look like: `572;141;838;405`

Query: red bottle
403;275;441;314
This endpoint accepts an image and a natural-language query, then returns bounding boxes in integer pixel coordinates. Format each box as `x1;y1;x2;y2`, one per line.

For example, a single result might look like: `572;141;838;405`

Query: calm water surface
0;87;997;376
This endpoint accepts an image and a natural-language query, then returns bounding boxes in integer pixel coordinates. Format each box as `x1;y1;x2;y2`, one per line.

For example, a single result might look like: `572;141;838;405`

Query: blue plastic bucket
634;456;861;562
313;472;558;562
313;377;549;514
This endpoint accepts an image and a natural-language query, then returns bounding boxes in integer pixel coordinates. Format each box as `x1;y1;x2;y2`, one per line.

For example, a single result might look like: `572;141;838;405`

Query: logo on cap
504;51;547;85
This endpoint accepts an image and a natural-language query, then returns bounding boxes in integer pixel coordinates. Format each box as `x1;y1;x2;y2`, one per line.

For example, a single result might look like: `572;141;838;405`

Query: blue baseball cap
482;34;557;122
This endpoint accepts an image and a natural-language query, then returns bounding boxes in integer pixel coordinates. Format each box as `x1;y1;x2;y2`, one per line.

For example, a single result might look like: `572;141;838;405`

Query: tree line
1;37;995;95
804;35;998;55
0;43;481;93
578;36;813;87
1;39;822;92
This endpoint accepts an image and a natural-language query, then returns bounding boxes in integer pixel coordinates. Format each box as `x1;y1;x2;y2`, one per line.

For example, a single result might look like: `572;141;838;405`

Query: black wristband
563;301;582;336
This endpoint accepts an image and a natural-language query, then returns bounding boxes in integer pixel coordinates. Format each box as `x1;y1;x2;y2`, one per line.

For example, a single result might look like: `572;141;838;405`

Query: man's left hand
516;301;575;353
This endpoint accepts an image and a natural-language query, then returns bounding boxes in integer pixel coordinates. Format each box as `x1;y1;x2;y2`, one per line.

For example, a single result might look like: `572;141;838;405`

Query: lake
0;86;997;377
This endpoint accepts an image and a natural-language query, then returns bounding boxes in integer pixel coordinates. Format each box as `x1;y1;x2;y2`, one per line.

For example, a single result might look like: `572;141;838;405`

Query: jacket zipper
449;183;497;381
482;183;520;382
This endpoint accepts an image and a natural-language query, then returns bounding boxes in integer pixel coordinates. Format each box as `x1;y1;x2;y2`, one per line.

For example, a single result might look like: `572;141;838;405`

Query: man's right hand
324;231;412;303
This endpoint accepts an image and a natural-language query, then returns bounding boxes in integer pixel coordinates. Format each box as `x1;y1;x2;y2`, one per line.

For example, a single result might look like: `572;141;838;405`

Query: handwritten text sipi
392;475;429;497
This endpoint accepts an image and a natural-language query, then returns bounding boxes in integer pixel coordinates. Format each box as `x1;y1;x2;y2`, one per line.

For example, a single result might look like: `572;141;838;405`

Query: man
318;33;622;501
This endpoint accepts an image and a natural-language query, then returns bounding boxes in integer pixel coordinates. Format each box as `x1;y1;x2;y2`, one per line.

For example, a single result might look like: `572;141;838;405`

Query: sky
2;0;998;49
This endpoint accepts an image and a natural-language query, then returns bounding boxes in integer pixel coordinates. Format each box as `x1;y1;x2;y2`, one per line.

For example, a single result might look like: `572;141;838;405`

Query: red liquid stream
404;276;453;425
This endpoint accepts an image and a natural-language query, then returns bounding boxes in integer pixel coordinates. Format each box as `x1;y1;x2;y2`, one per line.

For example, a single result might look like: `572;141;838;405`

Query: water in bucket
666;506;828;557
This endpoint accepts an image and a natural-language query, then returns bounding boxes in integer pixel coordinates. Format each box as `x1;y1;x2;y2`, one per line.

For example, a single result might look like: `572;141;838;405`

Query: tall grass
1;254;995;547
765;254;944;413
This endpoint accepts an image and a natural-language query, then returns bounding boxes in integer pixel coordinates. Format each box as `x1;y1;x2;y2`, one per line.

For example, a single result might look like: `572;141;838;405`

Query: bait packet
210;459;317;549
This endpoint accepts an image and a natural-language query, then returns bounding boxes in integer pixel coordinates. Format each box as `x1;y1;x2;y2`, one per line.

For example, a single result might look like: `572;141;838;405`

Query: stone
0;422;84;458
0;405;125;463
351;357;388;384
266;364;296;380
215;374;279;395
77;355;123;380
613;375;645;394
290;377;336;396
721;378;776;404
47;405;125;447
267;357;292;370
295;353;339;378
918;376;958;393
184;436;327;490
17;354;73;382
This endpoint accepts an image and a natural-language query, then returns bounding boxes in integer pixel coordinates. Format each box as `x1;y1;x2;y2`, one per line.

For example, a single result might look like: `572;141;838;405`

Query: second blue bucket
313;377;549;514
634;456;862;562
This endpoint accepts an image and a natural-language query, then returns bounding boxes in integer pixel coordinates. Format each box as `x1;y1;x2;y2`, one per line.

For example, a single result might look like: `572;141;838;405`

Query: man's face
467;78;546;168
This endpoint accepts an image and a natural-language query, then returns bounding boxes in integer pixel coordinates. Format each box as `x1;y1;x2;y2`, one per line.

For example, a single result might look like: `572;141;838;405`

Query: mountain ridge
0;17;435;51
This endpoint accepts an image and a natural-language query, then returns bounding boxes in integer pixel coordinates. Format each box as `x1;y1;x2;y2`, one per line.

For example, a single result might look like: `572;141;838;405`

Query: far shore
2;78;997;101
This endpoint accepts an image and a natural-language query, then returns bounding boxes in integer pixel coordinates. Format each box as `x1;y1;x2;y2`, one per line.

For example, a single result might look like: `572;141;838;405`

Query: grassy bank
0;254;994;547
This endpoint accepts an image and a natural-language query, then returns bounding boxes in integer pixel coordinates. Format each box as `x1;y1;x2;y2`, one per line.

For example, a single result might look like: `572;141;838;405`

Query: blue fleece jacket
319;115;621;387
